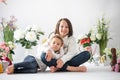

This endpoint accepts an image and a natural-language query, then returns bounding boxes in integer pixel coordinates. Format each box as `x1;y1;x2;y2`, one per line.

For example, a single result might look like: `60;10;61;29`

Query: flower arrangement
14;25;44;49
0;16;17;60
0;16;17;42
89;16;111;56
78;34;95;62
0;41;15;64
78;16;111;64
78;34;92;48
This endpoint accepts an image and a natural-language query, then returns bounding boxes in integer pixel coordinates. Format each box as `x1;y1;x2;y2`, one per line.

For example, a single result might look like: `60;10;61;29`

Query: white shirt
60;36;79;64
44;46;64;59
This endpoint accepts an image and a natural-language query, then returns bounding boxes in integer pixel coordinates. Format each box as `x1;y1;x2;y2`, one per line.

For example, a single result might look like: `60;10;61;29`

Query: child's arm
52;47;64;59
45;50;53;61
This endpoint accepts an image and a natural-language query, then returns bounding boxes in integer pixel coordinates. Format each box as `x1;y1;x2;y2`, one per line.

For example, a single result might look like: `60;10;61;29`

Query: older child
41;18;90;72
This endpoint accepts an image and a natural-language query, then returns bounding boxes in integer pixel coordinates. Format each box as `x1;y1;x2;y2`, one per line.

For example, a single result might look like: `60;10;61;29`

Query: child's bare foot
6;65;14;74
50;66;58;73
67;65;87;72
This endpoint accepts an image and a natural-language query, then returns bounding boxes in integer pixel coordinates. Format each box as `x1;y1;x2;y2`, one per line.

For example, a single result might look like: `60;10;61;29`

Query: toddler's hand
46;50;53;61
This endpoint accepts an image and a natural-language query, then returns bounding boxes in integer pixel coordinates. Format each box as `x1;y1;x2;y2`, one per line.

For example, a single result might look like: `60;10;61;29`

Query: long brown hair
54;18;73;37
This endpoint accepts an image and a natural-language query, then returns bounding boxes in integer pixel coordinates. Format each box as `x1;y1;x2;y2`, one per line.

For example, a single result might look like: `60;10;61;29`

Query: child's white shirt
44;46;64;59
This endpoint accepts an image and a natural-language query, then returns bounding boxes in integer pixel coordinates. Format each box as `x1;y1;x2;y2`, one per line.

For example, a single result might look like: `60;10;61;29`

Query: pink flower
5;47;10;53
115;64;120;72
0;41;14;62
0;42;10;54
111;66;115;71
0;42;7;49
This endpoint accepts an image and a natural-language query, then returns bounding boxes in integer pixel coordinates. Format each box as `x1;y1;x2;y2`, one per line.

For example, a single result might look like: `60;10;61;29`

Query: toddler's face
49;37;62;52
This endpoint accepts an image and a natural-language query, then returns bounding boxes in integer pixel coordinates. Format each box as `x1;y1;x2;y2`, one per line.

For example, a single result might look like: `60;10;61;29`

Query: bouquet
0;41;15;65
0;16;17;42
14;25;44;49
78;33;94;47
89;16;111;56
78;34;95;62
0;16;17;60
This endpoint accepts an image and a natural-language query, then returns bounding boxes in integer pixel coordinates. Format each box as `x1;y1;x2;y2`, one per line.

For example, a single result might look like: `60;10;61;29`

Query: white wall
0;0;120;61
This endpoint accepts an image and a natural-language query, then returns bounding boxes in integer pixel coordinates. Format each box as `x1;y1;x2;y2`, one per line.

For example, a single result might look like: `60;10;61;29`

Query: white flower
90;34;96;41
14;29;24;40
25;25;31;31
116;49;120;55
14;25;44;49
8;41;13;45
25;31;37;42
8;41;15;50
104;48;111;55
31;25;41;32
96;33;102;40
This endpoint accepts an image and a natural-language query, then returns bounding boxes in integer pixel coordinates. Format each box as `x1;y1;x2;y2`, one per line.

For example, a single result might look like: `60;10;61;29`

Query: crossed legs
41;51;90;72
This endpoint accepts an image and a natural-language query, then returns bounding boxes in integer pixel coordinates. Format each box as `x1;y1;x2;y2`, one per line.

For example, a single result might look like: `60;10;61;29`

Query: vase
24;46;37;57
2;60;9;72
24;49;34;57
99;43;107;56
